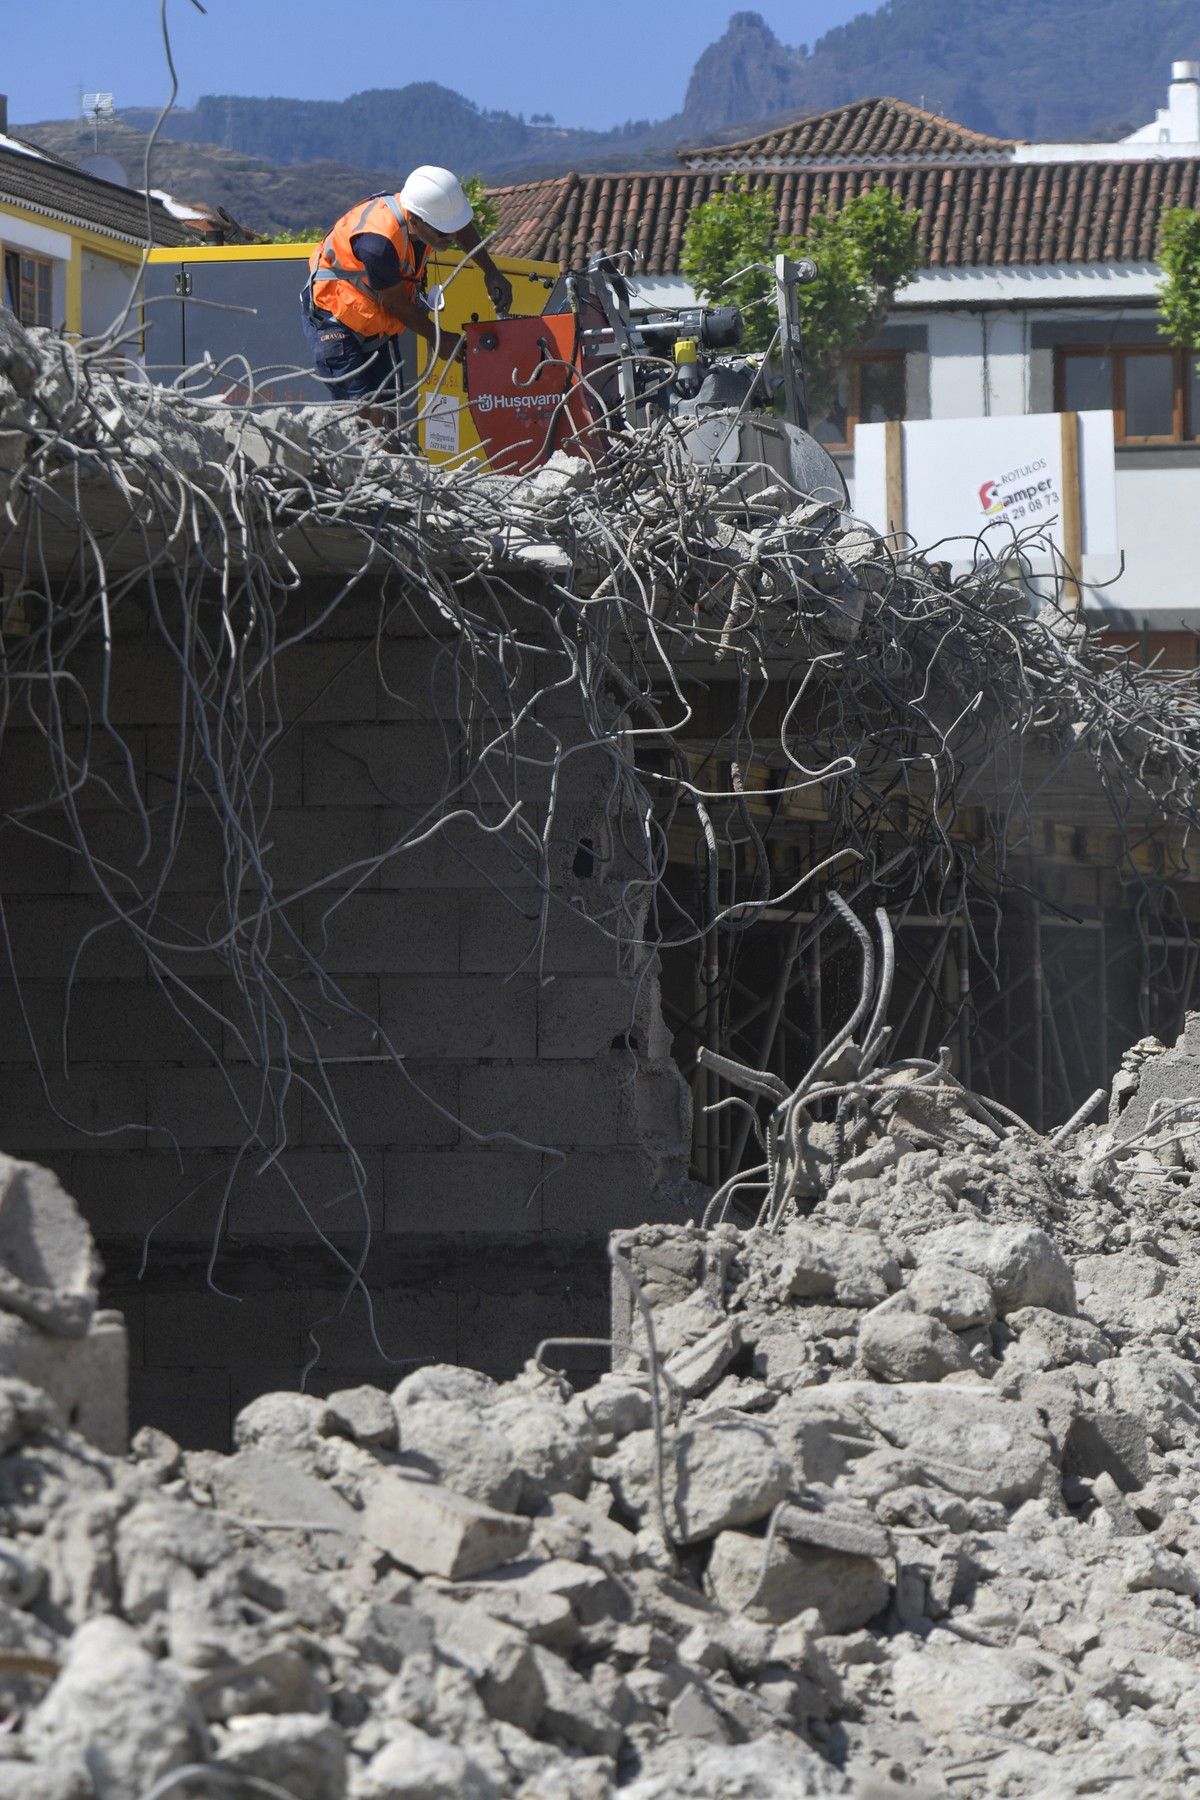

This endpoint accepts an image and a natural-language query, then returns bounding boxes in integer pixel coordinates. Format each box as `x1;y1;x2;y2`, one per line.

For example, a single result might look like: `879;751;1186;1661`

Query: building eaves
0;147;193;250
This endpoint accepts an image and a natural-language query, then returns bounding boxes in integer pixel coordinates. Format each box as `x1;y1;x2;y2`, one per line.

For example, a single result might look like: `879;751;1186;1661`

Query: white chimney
1168;60;1200;143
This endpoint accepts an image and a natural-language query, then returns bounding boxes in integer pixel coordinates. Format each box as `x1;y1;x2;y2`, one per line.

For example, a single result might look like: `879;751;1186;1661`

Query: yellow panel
145;244;317;263
415;250;560;469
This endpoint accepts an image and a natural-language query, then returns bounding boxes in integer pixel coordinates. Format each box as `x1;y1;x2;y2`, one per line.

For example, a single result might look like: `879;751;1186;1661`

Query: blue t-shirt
351;230;404;290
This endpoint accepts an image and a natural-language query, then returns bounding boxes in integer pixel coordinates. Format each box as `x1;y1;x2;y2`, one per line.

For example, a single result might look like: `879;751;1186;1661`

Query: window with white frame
2;248;53;328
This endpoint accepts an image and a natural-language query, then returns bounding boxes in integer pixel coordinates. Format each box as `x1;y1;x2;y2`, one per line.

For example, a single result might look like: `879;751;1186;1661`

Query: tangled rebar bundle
2;308;1200;1340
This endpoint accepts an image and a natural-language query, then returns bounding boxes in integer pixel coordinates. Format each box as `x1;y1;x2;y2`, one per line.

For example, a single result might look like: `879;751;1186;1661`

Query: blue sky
8;0;871;131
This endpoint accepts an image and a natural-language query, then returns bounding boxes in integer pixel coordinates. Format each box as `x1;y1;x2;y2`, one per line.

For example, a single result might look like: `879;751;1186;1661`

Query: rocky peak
680;10;805;136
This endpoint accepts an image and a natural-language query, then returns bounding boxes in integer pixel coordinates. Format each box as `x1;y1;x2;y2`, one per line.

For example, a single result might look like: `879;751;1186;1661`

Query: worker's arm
452;219;514;316
374;281;460;363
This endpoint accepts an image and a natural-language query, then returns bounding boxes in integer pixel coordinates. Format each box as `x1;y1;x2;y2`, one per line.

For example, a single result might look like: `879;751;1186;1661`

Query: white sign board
421;393;460;457
855;412;1118;562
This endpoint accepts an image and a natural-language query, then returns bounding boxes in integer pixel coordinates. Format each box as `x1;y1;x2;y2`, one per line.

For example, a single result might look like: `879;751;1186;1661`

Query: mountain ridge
15;3;1200;236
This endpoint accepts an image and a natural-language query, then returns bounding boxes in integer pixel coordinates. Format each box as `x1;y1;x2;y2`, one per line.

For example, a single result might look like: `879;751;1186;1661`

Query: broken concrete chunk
1006;1306;1114;1370
663;1317;741;1399
326;1384;398;1449
352;1727;498;1799
918;1223;1075;1317
1063;1407;1153;1492
214;1712;347;1800
579;1373;652;1440
0;1155;100;1339
391;1364;499;1413
606;1421;791;1546
206;1449;360;1554
704;1528;889;1633
778;1222;900;1308
362;1471;531;1580
233;1390;335;1454
25;1615;210;1797
0;1308;127;1453
907;1260;995;1330
774;1503;889;1560
530;1642;622;1756
416;1591;544;1731
859;1309;973;1384
394;1399;523;1513
488;1390;594;1508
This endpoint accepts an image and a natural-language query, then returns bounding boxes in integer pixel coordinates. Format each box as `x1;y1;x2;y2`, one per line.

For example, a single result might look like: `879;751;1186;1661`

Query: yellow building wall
0;199;143;336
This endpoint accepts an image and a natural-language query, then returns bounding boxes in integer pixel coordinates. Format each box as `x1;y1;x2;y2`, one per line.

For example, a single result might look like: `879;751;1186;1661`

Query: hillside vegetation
16;2;1200;236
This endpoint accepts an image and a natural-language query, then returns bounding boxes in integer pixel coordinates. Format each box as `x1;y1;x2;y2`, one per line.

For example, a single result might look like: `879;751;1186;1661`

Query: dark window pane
36;261;51;325
1124;352;1175;437
858;357;905;423
2;251;17;316
1188;356;1200;440
813;372;850;446
1061;353;1112;412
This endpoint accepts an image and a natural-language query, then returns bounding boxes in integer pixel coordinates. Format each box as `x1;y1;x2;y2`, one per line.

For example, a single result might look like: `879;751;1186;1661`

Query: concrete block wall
0;573;693;1445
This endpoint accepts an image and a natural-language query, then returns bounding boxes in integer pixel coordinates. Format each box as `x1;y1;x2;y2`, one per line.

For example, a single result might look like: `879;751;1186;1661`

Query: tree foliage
680;178;780;349
1158;208;1200;355
462;175;500;239
682;180;921;416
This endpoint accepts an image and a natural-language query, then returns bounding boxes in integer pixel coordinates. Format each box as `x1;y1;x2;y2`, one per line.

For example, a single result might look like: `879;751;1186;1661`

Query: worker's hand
486;269;514;316
432;331;465;366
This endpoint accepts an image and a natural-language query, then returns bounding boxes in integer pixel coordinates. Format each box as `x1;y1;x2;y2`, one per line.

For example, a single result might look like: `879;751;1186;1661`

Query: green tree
1159;208;1200;357
681;177;780;351
682;179;921;417
462;174;500;239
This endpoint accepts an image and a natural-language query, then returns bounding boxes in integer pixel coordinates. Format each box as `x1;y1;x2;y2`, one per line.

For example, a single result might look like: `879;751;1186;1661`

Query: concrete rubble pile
0;313;1014;646
1;1029;1200;1796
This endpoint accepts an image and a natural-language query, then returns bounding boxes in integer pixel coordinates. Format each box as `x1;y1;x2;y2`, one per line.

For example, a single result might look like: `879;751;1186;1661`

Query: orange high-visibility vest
308;193;428;339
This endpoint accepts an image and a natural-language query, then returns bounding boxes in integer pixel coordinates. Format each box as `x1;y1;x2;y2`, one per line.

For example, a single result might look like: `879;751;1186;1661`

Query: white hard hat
399;166;473;234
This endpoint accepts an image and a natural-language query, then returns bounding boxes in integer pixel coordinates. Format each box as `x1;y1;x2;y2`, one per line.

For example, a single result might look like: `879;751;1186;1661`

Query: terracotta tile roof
492;158;1200;273
0;146;192;249
679;97;1016;167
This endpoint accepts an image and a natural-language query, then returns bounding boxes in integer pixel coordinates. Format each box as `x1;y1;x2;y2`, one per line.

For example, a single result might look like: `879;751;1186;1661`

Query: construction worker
302;166;514;412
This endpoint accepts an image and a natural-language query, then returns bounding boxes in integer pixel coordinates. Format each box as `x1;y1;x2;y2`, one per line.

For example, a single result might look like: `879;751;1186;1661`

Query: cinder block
458;1062;619;1148
0;822;75;894
540;1147;688;1234
223;973;381;1063
0;1064;146;1153
537;975;645;1060
459;891;627;978
65;1150;226;1246
51;979;226;1066
301;892;460;975
621;1061;692;1150
130;1367;232;1450
0;727;146;812
223;1147;386;1241
145;725;303;809
0;1309;128;1453
383;1148;544;1233
299;1280;458;1372
143;1064;302;1150
258;807;383;892
272;639;380;724
457;1286;609;1380
65;643;187;726
0;897;147;978
301;1061;460;1148
375;636;492;722
378;975;537;1060
375;805;546;892
68;809;229;897
143;1287;302;1371
302;724;459;809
